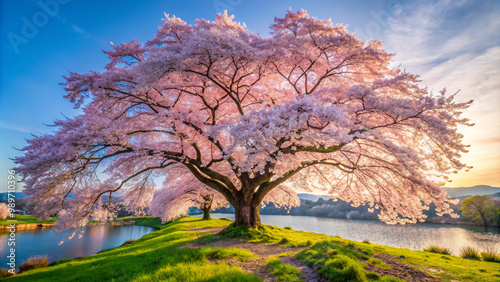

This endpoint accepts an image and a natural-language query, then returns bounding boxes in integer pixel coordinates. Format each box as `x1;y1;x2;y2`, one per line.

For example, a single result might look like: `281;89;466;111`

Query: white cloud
385;0;500;73
0;121;50;135
0;122;31;133
420;47;500;116
72;24;86;34
383;0;500;186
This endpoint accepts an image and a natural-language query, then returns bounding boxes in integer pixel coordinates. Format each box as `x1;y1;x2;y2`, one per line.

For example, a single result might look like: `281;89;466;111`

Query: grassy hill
3;217;500;281
0;215;57;226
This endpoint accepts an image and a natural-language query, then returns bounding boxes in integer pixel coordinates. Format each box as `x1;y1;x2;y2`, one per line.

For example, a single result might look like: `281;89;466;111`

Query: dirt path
365;254;442;282
279;256;328;282
183;227;325;281
210;238;326;282
182;227;442;282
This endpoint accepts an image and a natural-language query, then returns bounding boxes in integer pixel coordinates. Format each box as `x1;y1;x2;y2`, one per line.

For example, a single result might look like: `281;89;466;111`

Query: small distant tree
200;194;215;220
460;195;497;229
148;168;230;223
0;203;9;219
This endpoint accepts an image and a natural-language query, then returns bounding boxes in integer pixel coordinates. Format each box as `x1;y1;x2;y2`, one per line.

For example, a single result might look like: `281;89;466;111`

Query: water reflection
0;225;155;268
204;213;500;255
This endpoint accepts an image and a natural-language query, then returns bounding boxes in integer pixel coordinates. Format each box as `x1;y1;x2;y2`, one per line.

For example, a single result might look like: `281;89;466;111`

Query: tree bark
480;213;488;232
202;206;211;220
201;195;213;220
233;199;261;227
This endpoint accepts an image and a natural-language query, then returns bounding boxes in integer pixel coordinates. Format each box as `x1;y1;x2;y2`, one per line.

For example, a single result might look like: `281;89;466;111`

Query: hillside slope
4;217;500;281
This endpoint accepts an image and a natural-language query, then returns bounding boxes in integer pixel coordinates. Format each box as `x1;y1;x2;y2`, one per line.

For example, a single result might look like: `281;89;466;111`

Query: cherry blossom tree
16;10;472;228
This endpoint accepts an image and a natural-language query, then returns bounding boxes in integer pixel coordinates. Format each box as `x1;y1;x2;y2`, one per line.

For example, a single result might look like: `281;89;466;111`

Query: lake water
201;213;500;256
0;224;156;269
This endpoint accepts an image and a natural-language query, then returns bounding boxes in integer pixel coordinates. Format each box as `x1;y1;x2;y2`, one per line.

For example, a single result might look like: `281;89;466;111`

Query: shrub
267;257;302;282
363;240;371;244
0;268;15;277
19;256;49;273
319;254;366;282
423;245;451;255
284;226;292;230
481;249;500;263
0;203;9;219
279;237;290;245
366;271;380;280
121;239;136;246
48;258;73;266
460;246;481;260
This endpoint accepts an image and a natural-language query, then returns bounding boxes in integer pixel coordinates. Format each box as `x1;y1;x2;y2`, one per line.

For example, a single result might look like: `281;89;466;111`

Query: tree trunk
202;206;211;220
480;213;488;232
233;199;261;227
201;194;213;220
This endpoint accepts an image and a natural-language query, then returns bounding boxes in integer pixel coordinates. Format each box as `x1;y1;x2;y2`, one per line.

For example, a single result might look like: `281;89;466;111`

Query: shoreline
0;219;135;231
3;213;499;232
196;211;500;229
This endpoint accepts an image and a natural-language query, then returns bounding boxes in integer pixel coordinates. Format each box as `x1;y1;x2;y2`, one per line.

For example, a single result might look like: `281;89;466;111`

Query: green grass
423;245;451;255
0;215;155;227
266;257;302;282
460;246;481;260
481;250;500;263
116;216;164;228
5;216;500;281
375;244;500;281
133;262;260;281
204;246;254;261
294;240;396;281
220;224;328;247
0;215;57;225
5;217;257;281
221;223;500;282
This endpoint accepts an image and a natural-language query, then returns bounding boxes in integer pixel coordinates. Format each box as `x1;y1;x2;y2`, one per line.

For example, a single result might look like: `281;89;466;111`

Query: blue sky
1;0;499;188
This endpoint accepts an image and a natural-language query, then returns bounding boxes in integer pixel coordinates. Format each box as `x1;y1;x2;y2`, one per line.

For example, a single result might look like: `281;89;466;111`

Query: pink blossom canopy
16;10;472;229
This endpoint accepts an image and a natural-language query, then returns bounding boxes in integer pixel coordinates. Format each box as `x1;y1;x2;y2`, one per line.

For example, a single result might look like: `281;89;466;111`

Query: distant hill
489;192;500;199
299;186;500;201
297;193;331;201
442;185;500;198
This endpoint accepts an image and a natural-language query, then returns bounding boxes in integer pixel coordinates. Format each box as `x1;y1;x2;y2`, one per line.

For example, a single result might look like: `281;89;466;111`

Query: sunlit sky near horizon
0;0;499;189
